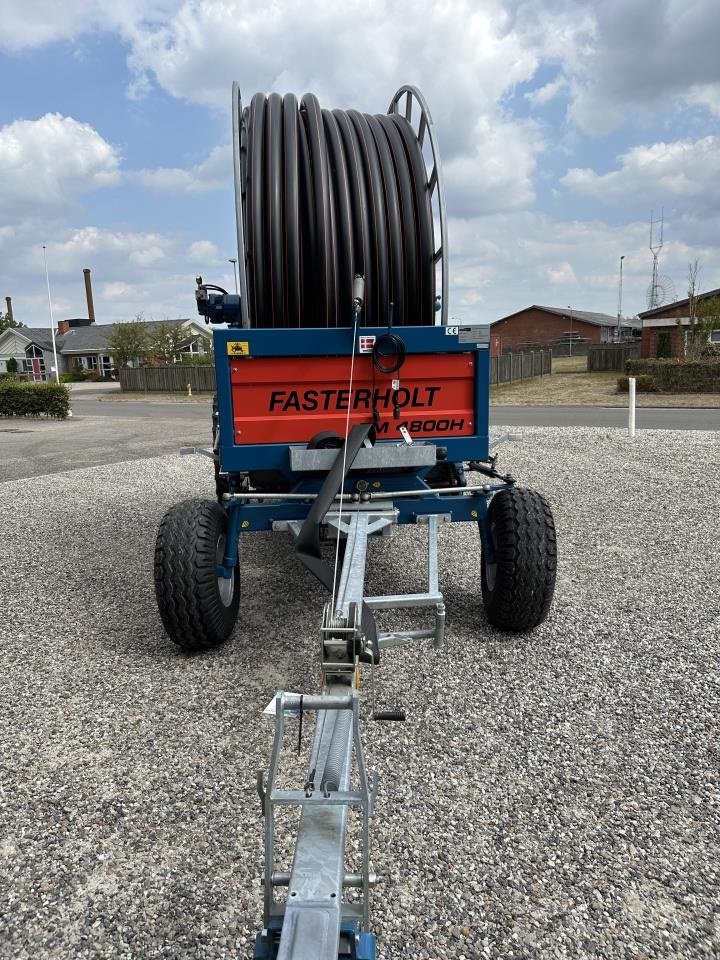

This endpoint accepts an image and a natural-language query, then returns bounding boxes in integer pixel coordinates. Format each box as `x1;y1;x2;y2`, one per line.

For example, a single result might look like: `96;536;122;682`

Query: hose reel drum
231;83;448;329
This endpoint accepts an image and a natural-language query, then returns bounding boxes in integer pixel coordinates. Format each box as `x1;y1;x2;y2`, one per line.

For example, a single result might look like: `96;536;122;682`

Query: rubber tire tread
481;487;556;632
154;498;240;652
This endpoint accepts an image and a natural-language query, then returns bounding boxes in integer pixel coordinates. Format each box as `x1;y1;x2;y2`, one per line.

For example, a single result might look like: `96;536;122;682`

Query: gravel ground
1;426;718;960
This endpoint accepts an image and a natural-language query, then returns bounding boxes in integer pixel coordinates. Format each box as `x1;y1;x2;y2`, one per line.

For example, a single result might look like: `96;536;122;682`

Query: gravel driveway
1;427;718;959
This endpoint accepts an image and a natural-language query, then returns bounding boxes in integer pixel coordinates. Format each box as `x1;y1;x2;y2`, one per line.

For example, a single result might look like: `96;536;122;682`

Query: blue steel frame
213;325;502;575
214;325;490;472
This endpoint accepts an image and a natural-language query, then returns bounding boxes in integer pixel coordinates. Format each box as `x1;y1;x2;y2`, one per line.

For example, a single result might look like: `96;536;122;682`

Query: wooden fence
490;349;552;385
119;365;216;392
587;342;641;372
121;351;551;393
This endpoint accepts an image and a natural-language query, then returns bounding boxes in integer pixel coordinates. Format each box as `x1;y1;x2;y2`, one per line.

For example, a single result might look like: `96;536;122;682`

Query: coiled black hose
240;92;435;328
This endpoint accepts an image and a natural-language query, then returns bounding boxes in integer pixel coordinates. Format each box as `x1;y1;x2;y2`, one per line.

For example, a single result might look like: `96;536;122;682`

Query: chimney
58;320;71;334
5;297;13;323
83;268;95;323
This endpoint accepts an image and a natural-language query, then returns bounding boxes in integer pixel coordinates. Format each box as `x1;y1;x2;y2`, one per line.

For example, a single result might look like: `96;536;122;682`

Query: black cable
239;92;437;328
372;333;406;375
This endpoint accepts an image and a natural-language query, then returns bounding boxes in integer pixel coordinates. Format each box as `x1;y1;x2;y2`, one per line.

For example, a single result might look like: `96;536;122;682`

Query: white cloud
135;144;231;193
445;210;720;322
44;226;171;272
562;136;720;210
4;222;237;326
122;0;546;209
0;0;177;53
0;113;120;217
539;262;577;285
525;75;567;107
444;117;541;216
686;83;720;117
129;246;166;267
563;0;720;133
187;240;219;261
103;281;134;300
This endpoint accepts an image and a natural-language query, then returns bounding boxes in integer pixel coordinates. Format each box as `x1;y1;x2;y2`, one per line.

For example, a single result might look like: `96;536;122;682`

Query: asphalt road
2;399;716;484
491;404;720;430
0;412;211;483
69;397;719;431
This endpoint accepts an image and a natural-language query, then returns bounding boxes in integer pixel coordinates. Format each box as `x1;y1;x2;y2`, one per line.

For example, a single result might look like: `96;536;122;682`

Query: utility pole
228;258;239;295
42;245;61;383
568;305;573;357
616;255;625;342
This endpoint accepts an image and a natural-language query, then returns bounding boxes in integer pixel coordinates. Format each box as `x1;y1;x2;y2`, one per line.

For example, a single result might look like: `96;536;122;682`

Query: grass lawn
490;355;720;407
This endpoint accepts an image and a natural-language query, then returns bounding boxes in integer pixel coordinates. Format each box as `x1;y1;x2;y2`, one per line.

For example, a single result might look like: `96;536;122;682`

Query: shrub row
624;358;720;393
617;375;657;393
0;381;70;418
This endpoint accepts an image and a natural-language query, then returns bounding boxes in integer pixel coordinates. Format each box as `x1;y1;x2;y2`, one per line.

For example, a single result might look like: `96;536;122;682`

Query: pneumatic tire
154;498;240;652
481;487;556;632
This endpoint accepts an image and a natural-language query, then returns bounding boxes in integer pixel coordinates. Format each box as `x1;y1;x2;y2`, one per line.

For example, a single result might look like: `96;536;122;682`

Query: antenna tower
646;209;675;309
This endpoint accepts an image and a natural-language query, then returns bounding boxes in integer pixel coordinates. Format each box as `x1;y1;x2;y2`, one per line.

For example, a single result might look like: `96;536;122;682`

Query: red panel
229;353;475;444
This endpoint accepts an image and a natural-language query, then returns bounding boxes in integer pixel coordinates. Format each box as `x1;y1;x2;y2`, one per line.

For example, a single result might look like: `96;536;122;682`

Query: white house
0;318;211;380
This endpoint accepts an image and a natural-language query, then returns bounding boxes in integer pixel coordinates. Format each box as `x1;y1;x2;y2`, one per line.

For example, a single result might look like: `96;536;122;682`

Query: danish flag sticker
358;335;376;354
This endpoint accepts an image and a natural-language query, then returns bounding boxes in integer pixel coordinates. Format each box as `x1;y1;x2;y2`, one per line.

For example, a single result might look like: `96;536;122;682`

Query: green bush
179;353;215;366
6;357;18;374
0;381;70;418
0;371;19;381
625;358;720;393
617;374;657;393
656;329;672;358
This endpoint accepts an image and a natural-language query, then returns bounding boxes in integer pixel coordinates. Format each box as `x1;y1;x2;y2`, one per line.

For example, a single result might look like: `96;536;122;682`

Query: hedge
0;381;70;418
617;374;657;393
625;358;720;393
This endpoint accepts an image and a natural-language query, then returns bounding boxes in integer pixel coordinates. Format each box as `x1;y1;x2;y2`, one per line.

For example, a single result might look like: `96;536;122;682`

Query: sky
1;0;719;328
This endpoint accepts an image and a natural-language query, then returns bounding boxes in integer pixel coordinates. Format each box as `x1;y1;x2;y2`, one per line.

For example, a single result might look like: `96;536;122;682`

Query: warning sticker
227;341;250;356
358;335;376;353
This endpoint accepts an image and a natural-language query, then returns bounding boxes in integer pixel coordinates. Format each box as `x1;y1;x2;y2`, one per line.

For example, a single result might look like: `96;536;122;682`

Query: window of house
711;330;720;343
86;355;98;369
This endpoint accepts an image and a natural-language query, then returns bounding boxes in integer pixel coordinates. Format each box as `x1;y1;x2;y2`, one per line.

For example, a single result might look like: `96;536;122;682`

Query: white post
628;376;636;438
42;245;61;383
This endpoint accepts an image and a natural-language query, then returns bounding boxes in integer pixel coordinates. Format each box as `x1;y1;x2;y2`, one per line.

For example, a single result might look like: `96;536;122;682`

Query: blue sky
1;0;719;327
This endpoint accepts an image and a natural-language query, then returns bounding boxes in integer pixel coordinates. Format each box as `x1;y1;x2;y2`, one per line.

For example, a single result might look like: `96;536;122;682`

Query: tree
106;316;149;367
146;321;194;364
679;260;720;359
696;296;720;355
6;357;18;373
0;312;25;333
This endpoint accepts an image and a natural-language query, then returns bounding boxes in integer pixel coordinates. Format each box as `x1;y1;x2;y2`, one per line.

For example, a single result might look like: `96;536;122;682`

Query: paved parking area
1;427;718;959
0;414;210;483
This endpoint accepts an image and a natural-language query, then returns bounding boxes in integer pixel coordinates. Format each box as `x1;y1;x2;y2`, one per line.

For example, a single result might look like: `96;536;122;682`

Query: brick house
491;305;638;353
637;288;720;358
0;318;211;380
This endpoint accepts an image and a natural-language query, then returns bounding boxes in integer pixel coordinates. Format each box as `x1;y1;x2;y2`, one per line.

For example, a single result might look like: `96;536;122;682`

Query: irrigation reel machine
154;83;557;960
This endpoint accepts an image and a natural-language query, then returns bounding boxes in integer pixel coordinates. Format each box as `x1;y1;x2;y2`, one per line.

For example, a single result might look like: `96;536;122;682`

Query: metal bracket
260;503;449;959
179;445;215;460
262;689;375;960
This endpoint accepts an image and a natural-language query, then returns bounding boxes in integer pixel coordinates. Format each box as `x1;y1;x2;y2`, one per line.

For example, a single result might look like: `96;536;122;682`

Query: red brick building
638;288;720;358
491;305;637;353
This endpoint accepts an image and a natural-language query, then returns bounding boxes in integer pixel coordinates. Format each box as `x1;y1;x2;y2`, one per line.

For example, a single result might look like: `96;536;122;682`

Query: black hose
239;92;436;328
